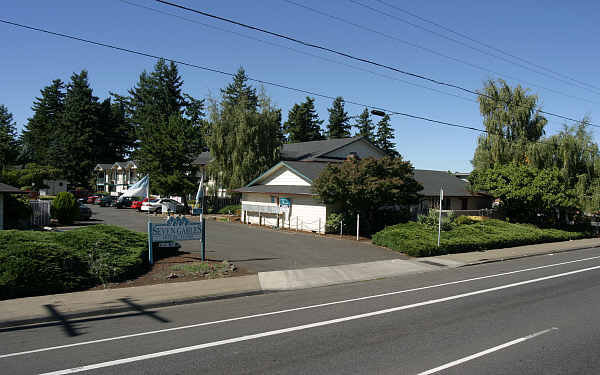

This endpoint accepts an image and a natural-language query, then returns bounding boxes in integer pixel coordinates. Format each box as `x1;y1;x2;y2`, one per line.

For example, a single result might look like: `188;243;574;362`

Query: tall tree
327;97;351;138
221;67;258;110
0;105;19;170
21;79;65;164
374;114;398;157
208;72;282;190
51;70;98;187
354;108;375;141
125;59;204;206
472;79;547;170
283;96;324;143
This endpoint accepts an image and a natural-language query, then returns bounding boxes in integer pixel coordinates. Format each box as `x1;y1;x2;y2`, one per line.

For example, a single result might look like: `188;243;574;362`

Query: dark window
461;198;468;210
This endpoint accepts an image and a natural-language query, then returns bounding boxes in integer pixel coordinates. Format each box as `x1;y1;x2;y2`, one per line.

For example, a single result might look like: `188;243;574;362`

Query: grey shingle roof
0;183;27;194
281;137;364;161
282;161;330;182
233;185;315;195
413;169;485;197
192;151;212;165
95;163;113;170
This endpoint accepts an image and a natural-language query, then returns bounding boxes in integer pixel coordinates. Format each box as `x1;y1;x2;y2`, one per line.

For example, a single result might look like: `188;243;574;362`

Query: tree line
0;60;398;201
470;79;600;224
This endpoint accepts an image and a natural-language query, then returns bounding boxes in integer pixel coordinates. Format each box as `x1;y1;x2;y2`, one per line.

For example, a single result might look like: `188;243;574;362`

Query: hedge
0;225;148;299
372;219;592;257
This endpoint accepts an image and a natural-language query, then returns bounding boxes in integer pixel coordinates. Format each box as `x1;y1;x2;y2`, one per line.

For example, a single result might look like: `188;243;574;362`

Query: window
58;182;63;187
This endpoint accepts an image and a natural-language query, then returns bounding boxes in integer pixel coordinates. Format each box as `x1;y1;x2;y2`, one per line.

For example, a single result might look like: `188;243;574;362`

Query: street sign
279;197;291;207
148;216;205;264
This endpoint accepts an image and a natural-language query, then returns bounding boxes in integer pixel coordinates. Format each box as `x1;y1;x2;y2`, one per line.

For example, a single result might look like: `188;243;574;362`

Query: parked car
131;197;151;210
78;202;92;220
97;195;114;207
141;198;184;214
87;195;100;204
114;196;139;209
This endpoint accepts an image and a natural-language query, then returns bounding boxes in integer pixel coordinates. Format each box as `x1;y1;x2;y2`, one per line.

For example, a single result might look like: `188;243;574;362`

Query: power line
282;0;599;107
155;0;598;128
117;0;475;104
1;18;594;153
348;0;600;97
372;0;600;94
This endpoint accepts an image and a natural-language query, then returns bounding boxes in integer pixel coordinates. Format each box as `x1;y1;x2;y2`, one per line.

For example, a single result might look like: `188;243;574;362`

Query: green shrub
217;204;241;215
372;219;591;257
373;207;411;232
417;210;456;231
326;213;344;233
0;225;148;299
51;192;79;224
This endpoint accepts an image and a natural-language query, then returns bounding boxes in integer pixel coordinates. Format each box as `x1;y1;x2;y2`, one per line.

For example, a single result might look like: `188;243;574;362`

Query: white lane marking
39;264;599;374
2;253;599;360
415;327;558;375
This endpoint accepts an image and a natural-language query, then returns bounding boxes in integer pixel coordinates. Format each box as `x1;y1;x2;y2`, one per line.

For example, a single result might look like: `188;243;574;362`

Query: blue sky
2;0;599;172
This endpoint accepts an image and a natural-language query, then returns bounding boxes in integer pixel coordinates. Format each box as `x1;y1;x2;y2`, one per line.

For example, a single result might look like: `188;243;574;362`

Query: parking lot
89;206;407;272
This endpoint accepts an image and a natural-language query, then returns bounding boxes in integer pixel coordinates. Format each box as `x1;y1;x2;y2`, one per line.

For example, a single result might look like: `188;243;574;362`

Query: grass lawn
372;219;593;257
0;225;148;299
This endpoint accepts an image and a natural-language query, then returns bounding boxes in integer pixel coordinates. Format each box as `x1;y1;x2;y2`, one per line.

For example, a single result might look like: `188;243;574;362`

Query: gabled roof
281;136;385;161
245;161;330;187
0;183;27;194
234;185;314;196
112;162;128;169
94;163;113;171
413;169;485;197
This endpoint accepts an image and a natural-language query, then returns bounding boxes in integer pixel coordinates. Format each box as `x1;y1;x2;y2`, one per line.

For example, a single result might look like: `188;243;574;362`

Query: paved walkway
1;237;598;328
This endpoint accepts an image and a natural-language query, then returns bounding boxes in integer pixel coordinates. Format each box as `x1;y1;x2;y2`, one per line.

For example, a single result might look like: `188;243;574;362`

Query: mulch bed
89;251;254;290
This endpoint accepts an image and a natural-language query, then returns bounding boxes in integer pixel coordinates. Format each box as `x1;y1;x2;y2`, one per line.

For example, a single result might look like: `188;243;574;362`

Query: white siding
241;193;327;233
322;140;386;159
264;169;310;186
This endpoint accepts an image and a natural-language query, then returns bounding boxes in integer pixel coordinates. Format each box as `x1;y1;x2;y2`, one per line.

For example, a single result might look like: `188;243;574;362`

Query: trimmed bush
0;225;148;299
51;192;79;224
372;219;592;257
217;204;241;215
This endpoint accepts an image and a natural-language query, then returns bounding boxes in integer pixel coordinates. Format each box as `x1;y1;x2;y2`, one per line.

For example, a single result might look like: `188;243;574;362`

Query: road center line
415;328;558;375
39;264;600;375
2;254;599;360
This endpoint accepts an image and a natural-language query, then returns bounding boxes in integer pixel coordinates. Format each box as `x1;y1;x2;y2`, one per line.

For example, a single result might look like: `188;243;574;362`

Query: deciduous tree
313;156;422;234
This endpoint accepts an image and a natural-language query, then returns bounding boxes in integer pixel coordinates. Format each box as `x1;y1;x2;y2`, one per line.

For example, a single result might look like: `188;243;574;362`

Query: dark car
97;195;114;207
78;202;92;220
114;196;139;209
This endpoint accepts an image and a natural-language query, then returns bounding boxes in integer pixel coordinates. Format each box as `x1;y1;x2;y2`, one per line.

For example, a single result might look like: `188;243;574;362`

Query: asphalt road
3;247;600;374
87;206;406;272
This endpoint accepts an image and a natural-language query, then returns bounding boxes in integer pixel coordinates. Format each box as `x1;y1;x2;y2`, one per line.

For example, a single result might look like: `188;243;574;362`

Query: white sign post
437;187;443;247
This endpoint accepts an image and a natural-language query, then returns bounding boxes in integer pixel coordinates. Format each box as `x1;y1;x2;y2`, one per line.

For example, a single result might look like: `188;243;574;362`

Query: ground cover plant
372;218;592;257
0;225;147;299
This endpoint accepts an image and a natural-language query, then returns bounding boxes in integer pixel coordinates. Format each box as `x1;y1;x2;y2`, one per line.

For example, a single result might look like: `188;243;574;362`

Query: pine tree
126;59;204;206
375;114;398;157
52;70;98;187
283;96;324;143
0;104;19;170
221;67;258;111
354;108;375;141
21;79;65;164
327;97;351;138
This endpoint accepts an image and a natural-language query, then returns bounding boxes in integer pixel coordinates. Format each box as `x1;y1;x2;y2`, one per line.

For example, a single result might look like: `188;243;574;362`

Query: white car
141;198;184;214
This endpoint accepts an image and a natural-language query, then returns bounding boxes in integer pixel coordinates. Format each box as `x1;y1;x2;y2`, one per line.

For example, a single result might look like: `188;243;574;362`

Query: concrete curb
455;244;600;267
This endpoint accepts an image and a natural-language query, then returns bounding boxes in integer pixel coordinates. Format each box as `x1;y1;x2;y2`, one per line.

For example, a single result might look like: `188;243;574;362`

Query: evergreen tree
374;114;398;157
221;67;258;110
327;97;351;138
283;96;324;143
21;79;65;164
354;108;375;141
52;70;98;187
208;73;282;190
126;59;204;207
0;105;19;170
472;79;547;170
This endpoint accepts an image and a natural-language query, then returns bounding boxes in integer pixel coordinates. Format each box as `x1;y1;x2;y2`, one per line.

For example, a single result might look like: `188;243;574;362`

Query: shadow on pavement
0;299;170;337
